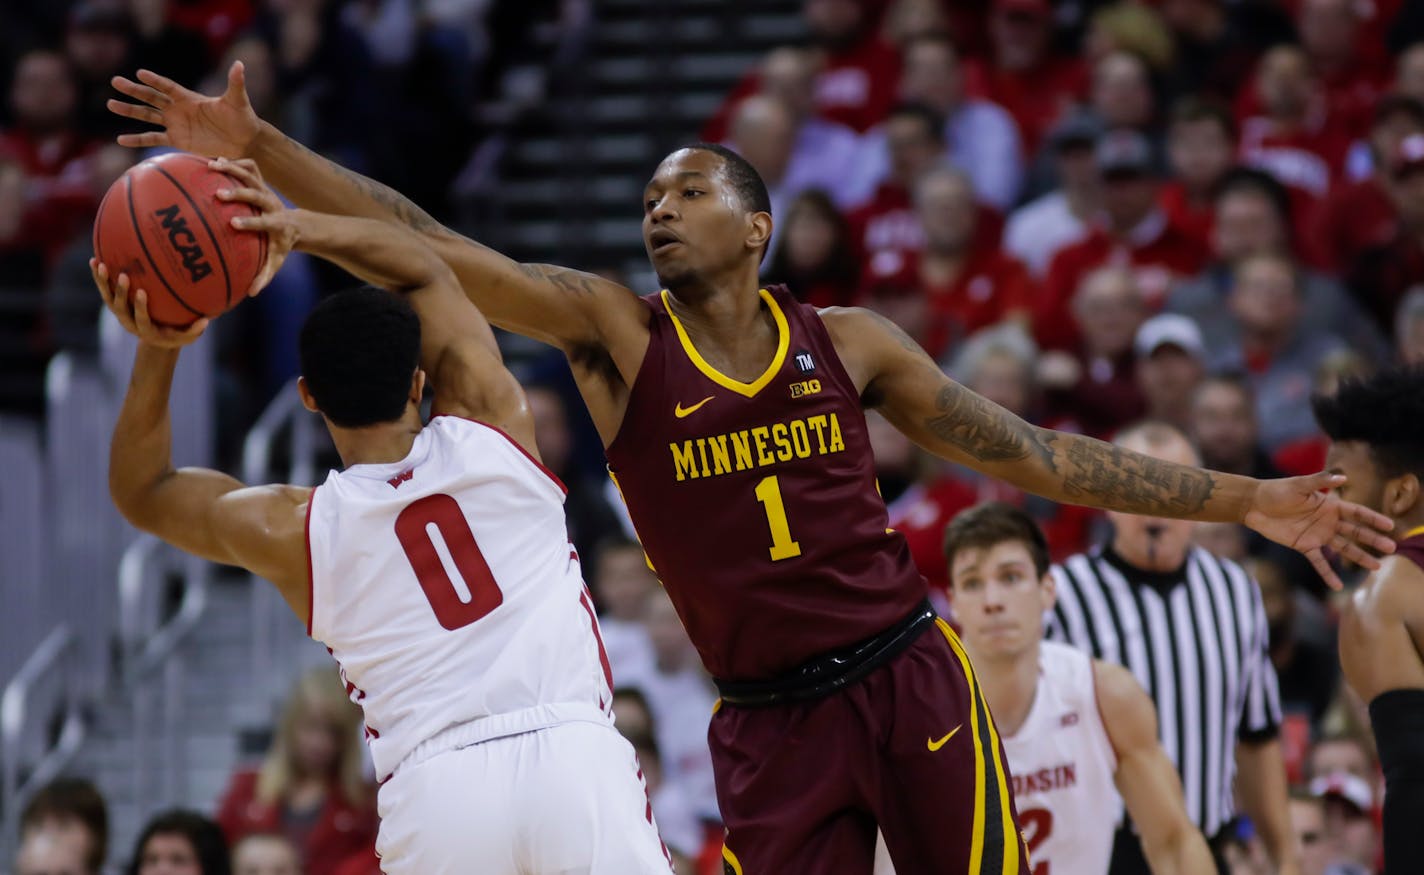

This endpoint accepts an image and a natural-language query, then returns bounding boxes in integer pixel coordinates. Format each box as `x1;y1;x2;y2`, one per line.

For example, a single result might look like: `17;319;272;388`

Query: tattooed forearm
277;133;452;236
1043;432;1218;516
922;379;1045;463
514;263;601;296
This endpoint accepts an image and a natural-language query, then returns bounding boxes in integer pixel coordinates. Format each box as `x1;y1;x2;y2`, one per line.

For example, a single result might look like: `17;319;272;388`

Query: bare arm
1236;739;1301;875
821;307;1395;587
109;65;647;354
213;159;535;447
1095;661;1216;875
102;271;309;620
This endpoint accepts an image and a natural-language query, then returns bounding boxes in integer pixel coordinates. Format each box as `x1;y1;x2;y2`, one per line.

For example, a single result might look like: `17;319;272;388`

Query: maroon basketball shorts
710;618;1030;875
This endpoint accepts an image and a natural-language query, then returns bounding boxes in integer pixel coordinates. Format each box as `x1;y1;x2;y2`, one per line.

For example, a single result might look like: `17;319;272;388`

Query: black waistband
712;599;936;707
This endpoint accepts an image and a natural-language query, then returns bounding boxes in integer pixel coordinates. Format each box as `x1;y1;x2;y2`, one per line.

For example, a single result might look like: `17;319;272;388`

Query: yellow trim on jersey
722;844;744;875
938;619;1025;875
606;467;658;574
712;697;723;715
1402;525;1424;542
662;289;790;398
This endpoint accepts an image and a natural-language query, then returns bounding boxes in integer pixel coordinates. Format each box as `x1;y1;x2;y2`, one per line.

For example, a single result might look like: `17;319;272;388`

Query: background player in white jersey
97;159;672;875
879;502;1214;875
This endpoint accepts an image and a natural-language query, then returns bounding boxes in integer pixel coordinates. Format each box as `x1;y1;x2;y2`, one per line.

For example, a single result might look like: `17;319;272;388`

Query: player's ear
1386;472;1420;519
296;376;320;414
410;369;426;405
747;211;772;255
1038;570;1057;613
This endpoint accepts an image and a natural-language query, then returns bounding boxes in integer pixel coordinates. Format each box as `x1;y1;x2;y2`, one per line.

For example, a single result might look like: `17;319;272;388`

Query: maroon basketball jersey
1397;525;1424;572
605;285;926;681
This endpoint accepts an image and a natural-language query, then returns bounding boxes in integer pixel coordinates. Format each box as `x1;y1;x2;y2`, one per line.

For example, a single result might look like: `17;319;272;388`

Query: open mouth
649;228;682;253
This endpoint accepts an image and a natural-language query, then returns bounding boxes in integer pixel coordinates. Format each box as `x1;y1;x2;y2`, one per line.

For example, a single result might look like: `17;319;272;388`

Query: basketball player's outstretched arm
97;265;312;619
1093;662;1217;875
211;159;536;449
822;308;1395;589
107;64;648;358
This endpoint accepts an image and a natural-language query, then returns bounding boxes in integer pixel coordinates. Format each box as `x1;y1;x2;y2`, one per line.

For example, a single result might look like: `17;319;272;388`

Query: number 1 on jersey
754;475;802;561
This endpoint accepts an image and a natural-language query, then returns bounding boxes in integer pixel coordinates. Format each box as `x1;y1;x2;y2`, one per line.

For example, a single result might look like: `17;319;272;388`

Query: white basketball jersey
1003;641;1123;875
306;416;614;780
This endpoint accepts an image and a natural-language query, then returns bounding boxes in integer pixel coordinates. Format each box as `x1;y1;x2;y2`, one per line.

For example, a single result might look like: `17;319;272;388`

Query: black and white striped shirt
1045;545;1283;837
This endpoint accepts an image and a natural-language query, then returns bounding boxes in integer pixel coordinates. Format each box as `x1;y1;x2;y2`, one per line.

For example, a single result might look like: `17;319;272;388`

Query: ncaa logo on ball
154;204;214;283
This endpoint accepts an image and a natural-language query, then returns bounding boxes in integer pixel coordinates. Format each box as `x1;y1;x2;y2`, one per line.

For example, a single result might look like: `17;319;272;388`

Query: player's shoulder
1090;658;1152;722
1362;554;1424;620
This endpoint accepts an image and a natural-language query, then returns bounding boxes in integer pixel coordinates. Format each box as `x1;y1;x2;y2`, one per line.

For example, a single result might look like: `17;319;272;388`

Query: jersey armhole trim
429;414;569;496
304;487;318;638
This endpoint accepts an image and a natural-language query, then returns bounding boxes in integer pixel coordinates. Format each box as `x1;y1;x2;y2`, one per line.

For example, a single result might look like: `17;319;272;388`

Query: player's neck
1395;512;1424;541
665;277;776;349
331;413;424;468
974;643;1041;737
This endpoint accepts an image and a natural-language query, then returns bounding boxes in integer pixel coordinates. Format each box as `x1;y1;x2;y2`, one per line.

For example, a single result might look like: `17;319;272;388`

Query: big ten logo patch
789;379;821;399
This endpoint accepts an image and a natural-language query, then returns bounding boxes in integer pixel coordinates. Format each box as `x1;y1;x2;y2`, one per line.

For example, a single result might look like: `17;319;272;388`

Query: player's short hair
125;810;230;875
21;778;108;874
1312;367;1424;479
299;287;421;429
682;142;773;218
943;502;1051;583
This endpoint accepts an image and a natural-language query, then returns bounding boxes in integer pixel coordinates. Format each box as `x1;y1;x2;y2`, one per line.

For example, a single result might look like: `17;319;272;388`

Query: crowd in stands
6;0;1423;873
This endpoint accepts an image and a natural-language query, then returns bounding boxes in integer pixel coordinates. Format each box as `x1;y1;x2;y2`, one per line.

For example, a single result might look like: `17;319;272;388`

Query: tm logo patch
794;350;816;374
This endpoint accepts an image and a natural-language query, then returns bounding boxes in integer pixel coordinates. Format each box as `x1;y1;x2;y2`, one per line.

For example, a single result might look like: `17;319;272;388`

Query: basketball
93;152;268;327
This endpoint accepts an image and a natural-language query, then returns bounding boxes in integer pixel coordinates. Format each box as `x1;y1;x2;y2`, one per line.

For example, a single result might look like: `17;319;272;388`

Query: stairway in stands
471;0;805;282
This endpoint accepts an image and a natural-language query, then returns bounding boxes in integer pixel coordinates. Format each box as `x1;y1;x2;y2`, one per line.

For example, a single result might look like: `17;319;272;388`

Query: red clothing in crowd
1237;113;1354;200
846;183;1005;264
700;37;901;141
1044;349;1147;440
216;770;379;875
166;0;255;59
1036;213;1209;350
0;129;99;263
859;246;1033;361
962;56;1088;155
1345;231;1424;332
1310;176;1399;273
1157;181;1216;255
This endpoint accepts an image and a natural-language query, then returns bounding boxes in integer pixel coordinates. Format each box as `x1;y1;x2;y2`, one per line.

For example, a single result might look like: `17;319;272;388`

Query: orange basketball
93;152;268;327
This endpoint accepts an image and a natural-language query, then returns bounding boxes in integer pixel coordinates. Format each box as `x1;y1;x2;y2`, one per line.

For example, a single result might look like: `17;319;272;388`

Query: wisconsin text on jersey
670;413;848;482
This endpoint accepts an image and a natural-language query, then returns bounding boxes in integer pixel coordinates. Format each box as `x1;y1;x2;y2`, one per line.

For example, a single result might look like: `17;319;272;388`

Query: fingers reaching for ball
90;258;209;348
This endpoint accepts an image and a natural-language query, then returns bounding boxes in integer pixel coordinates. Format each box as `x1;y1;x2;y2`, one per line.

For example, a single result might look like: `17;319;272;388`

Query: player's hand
108;62;260;157
91;259;208;348
212;157;296;297
1243;473;1396;590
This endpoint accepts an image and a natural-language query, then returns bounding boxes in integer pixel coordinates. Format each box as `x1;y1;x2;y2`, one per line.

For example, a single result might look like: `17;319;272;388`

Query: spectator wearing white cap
1308;771;1377;875
1134;313;1206;431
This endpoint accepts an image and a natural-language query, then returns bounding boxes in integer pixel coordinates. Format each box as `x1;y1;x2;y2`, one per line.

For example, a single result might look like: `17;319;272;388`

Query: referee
1045;422;1299;875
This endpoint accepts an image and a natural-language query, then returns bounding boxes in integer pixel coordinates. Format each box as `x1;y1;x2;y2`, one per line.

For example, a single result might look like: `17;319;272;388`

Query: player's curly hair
299;286;421;428
1312;367;1424;477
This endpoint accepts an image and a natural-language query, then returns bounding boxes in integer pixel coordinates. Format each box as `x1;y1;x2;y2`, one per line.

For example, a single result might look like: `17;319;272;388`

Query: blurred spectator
252;0;377;171
1318;95;1424;271
127;810;230;875
128;0;212;90
1168;168;1386;363
19;778;108;875
639;590;720;822
1134;313;1206;431
1398;43;1424;104
850;35;1023;211
962;0;1089;156
65;1;137;140
523;384;624;564
1161;97;1237;252
858;167;1031;360
701;0;899;139
1296;0;1389;139
877;410;973;598
755;47;862;205
590;534;658;686
1347;132;1424;333
1004;110;1101;276
1038;129;1208;350
0;48;99;267
216;668;377;875
231;835;302;875
624;730;703;873
610;686;654;740
878;0;951;49
1193;521;1249;562
1088;50;1160;135
1039;266;1148;437
1249;555;1337;725
1239;44;1350;200
1396;286;1424;364
1189;373;1282;479
1214;252;1348;450
1159;0;1262;101
845;103;940;255
765;189;860;308
724;95;803;233
16;830;89;875
1288;792;1333;875
1308;767;1379;875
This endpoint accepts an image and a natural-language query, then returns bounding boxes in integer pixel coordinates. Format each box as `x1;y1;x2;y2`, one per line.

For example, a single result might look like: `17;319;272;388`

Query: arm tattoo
286;135;450;236
1045;434;1218;515
863;309;924;354
514;263;601;296
922;379;1044;463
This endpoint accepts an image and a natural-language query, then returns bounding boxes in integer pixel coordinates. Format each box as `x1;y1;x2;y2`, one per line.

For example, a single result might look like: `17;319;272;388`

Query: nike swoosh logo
674;396;715;418
927;724;963;752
